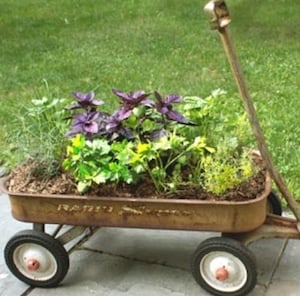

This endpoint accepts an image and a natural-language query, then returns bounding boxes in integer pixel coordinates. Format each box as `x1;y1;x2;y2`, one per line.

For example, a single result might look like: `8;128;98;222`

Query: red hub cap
26;258;40;271
216;266;229;281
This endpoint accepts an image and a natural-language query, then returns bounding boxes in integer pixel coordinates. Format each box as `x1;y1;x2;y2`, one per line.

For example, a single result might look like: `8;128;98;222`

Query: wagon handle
204;0;300;222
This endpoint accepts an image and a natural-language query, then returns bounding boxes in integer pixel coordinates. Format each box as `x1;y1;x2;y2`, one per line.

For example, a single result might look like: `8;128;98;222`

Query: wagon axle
26;258;40;271
215;266;229;281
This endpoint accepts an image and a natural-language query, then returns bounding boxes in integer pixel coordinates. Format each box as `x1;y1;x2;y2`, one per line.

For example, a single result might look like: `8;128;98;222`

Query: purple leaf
83;122;99;133
160;106;169;114
68;91;104;110
164;94;182;104
106;121;119;131
112;89;131;101
115;108;132;121
65;125;83;137
68;111;101;137
112;89;151;108
154;91;190;124
74;111;100;122
166;110;190;124
72;91;96;102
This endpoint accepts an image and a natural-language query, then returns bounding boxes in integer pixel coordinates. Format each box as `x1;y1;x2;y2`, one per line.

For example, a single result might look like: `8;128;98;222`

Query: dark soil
5;160;267;202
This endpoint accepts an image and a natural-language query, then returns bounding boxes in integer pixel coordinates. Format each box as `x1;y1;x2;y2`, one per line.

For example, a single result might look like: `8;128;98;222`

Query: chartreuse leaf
93;172;107;184
72;134;85;148
77;181;90;194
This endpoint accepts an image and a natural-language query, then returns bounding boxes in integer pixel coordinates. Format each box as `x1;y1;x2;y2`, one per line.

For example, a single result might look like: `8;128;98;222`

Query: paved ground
1;191;300;296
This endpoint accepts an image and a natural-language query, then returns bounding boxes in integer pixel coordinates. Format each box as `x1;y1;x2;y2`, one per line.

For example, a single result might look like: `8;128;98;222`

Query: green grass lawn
1;0;300;198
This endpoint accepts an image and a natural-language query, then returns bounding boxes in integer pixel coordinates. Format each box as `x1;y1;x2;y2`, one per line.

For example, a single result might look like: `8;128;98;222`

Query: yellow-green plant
130;135;215;192
201;147;257;195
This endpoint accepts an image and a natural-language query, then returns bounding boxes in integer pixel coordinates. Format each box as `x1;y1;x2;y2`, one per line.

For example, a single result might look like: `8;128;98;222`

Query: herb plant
2;96;69;178
63;89;257;194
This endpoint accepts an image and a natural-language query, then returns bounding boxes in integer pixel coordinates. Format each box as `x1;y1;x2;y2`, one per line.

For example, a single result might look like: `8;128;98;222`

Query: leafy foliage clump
2;96;69;179
63;89;257;194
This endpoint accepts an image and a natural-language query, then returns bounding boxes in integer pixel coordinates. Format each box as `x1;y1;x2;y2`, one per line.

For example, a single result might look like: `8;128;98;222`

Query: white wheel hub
200;251;247;292
13;243;57;281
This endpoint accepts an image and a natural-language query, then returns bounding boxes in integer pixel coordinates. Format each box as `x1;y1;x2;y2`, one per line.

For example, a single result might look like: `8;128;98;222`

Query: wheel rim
13;243;58;281
200;251;248;293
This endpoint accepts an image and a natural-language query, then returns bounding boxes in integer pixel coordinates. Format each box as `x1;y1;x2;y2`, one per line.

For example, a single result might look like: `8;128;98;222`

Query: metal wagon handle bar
204;0;300;222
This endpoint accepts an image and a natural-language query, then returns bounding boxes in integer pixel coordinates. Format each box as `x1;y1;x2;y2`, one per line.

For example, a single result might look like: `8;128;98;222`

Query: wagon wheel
267;191;282;216
4;230;69;288
191;237;257;296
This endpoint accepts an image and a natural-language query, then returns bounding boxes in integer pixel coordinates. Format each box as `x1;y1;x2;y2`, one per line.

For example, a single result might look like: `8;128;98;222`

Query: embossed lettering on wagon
57;204;192;217
57;204;113;213
119;205;191;217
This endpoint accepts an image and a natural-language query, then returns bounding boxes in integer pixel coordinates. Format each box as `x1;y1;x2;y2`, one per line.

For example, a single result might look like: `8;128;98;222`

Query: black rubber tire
4;230;69;288
267;191;282;216
191;237;257;296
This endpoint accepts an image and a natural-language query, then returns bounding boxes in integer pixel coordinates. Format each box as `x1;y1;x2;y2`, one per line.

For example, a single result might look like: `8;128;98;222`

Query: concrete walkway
1;192;300;296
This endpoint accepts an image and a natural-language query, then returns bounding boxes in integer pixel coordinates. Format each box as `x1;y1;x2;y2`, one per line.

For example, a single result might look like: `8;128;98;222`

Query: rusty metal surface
204;0;231;30
0;174;271;233
224;214;300;245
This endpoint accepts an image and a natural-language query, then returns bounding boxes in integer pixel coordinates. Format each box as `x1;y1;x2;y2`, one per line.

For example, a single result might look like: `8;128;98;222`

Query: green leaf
132;163;145;174
93;172;107;184
86;139;111;154
182;96;206;110
77;181;90;194
79;164;91;178
72;154;81;161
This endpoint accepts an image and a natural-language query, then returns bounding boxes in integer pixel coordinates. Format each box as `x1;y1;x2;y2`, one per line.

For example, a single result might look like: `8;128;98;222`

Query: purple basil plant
66;89;191;142
101;111;134;140
112;89;153;120
154;91;190;124
66;111;101;138
66;91;107;139
67;91;103;110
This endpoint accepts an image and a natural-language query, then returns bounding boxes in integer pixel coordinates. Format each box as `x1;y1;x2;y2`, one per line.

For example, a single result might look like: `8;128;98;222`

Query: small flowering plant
63;89;256;195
